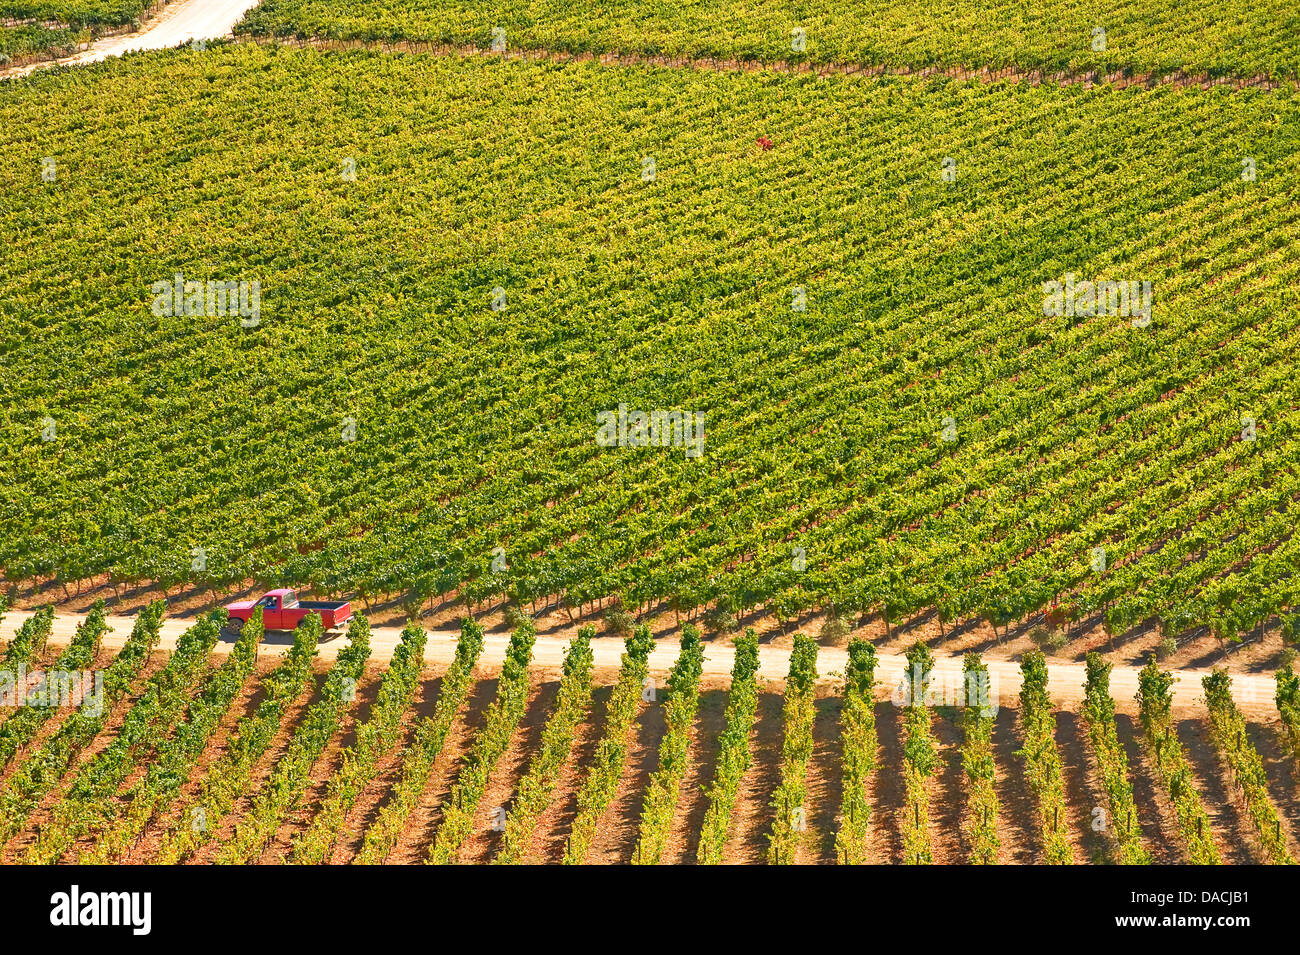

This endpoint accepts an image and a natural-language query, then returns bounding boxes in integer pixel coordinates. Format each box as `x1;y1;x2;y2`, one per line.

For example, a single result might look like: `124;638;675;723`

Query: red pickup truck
224;589;353;632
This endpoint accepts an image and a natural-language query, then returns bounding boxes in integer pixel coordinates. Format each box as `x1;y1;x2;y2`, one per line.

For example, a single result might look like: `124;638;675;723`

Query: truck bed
296;600;349;610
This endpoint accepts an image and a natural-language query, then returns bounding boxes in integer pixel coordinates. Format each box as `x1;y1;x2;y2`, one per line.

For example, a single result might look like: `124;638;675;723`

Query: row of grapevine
0;602;106;770
427;622;537;864
1080;653;1150;864
74;614;273;863
0;601;163;842
495;627;595;864
766;633;818;864
1276;665;1300;771
1;604;51;671
1016;651;1073;864
959;652;1000;864
695;629;760;864
290;622;428;863
833;638;877;864
1202;669;1294;864
899;641;936;865
562;625;656;864
151;612;328;863
1135;658;1220;864
354;618;485;864
21;612;223;864
6;44;1300;655
0;605;50;724
218;617;372;863
633;624;705;864
236;0;1300;78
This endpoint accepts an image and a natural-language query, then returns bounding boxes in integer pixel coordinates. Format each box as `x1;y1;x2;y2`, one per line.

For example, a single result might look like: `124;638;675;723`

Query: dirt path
1175;717;1262;864
2;0;257;78
800;692;844;864
723;691;783;863
585;697;663;864
866;702;906;864
1112;712;1184;863
1055;710;1108;864
990;707;1036;863
930;713;967;864
3;611;1281;718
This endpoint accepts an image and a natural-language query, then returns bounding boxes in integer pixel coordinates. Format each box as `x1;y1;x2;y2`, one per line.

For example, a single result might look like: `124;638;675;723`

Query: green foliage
355;617;484;864
0;602;106;771
1081;652;1150;864
22;611;223;864
80;609;272;863
1136;657;1219;864
3;45;1300;647
900;639;936;864
291;622;428;863
563;625;655;864
1203;669;1294;863
428;621;537;864
2;605;53;671
0;601;163;842
0;25;78;64
237;0;1300;78
696;628;760;864
959;652;999;864
767;632;818;864
1016;650;1073;864
496;627;595;864
216;616;372;864
153;612;333;862
1277;664;1300;767
634;624;705;864
834;638;877;864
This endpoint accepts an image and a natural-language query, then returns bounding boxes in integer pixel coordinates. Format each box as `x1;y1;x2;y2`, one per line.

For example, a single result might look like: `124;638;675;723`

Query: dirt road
1;609;1282;718
3;0;259;77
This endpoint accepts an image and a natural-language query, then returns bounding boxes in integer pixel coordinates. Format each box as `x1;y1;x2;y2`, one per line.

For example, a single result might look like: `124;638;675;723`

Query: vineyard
1;607;1297;864
3;42;1300;658
2;0;1299;874
235;0;1300;79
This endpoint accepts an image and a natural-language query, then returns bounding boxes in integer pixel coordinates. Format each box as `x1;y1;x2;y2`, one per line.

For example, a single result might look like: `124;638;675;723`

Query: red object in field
756;135;773;150
225;589;353;632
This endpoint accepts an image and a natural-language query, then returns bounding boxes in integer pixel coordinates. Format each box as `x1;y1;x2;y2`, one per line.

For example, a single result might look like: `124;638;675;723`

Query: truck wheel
225;618;245;636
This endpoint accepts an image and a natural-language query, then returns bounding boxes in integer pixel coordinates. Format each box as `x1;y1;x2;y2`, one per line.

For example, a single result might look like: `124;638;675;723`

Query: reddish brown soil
929;712;967;864
328;665;451;863
585;694;664;864
1054;709;1109;864
525;676;616;863
262;662;388;863
722;689;784;863
990;707;1037;863
1112;712;1184;863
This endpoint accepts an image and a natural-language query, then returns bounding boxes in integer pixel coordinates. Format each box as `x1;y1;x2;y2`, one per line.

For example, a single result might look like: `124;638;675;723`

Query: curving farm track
3;0;258;77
